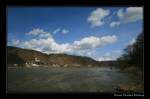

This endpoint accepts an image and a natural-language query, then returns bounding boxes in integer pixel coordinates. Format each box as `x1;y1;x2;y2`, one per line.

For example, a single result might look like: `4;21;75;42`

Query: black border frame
1;0;144;97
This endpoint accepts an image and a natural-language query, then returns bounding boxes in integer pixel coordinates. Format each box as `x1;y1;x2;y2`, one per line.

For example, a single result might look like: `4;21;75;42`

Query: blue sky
7;7;143;61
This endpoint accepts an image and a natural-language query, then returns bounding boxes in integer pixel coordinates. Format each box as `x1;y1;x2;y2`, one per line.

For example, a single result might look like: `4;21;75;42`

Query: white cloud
74;50;96;57
86;50;96;56
52;28;69;34
118;7;143;23
62;29;69;34
12;40;20;46
27;28;44;36
97;57;114;61
110;21;120;27
72;35;117;50
110;7;143;27
96;52;116;61
27;29;117;54
27;28;52;38
21;37;72;54
117;9;124;19
73;36;100;50
52;28;61;34
11;28;118;58
99;35;118;45
87;8;110;27
38;33;51;38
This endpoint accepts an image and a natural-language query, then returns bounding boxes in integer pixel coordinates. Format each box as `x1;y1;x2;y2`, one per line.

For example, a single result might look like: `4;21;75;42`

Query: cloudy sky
7;7;143;61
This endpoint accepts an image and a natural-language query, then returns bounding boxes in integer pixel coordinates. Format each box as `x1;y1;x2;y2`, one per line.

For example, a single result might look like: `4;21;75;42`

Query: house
35;57;40;62
25;57;41;67
52;64;59;67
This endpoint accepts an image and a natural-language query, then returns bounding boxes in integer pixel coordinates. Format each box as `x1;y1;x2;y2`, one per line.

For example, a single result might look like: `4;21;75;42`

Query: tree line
117;32;144;71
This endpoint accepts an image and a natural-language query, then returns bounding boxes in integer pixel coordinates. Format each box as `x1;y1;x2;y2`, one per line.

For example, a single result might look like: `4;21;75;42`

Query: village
11;57;88;68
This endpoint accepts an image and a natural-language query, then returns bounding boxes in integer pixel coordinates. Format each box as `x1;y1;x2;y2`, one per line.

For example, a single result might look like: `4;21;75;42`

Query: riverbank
114;66;144;93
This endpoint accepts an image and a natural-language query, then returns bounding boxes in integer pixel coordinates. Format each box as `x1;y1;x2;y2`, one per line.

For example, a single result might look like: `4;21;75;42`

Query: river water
6;67;143;93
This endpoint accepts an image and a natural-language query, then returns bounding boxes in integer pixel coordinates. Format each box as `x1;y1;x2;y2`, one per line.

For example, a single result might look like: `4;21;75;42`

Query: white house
25;57;40;67
35;57;40;62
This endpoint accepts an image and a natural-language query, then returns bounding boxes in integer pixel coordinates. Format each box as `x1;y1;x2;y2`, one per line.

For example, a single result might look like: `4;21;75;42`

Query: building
25;57;41;67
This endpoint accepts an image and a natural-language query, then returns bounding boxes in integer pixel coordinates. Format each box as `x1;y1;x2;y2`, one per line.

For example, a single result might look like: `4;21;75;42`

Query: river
6;67;144;93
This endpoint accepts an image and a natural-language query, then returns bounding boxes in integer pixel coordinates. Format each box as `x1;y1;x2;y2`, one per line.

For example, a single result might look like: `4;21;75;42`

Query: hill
7;46;101;67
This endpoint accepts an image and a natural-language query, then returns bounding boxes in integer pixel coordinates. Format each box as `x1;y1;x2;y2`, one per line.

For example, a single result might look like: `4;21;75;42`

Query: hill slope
7;46;100;67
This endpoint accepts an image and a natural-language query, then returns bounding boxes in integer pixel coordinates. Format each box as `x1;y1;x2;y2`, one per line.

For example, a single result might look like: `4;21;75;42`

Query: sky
7;7;143;61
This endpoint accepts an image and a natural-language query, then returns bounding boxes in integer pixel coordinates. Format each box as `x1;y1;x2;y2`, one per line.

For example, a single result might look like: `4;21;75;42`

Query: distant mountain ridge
7;46;104;67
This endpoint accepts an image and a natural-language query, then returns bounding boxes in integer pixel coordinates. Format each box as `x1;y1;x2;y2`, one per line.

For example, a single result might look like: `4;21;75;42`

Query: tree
117;32;144;71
